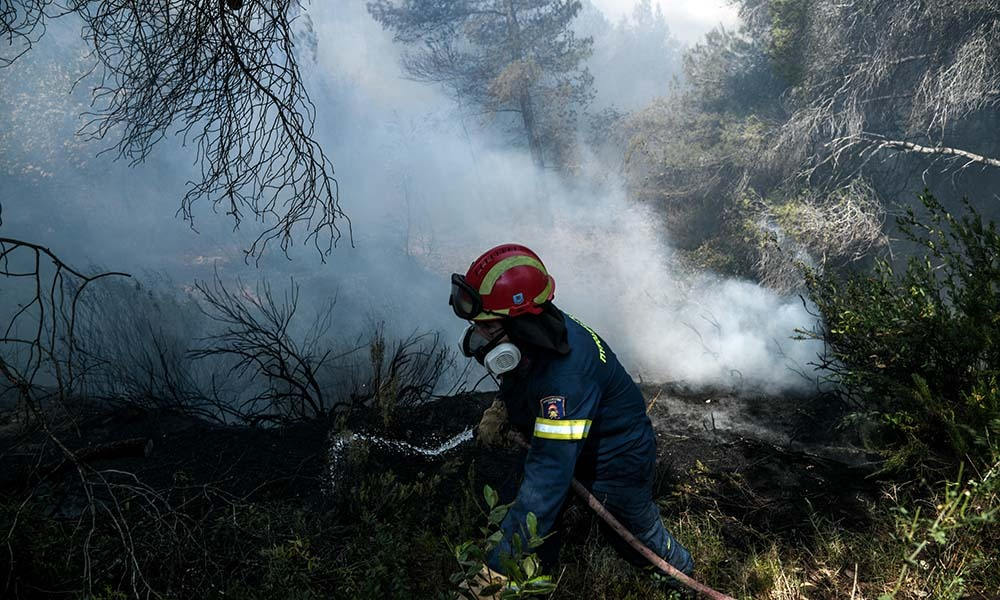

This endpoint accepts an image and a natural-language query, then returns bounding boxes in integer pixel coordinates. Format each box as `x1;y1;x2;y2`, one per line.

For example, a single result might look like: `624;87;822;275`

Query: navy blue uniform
486;312;694;577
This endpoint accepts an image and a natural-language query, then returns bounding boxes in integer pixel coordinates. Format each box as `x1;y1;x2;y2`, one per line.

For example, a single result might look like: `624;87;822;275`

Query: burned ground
1;403;330;505
0;386;889;599
646;385;880;537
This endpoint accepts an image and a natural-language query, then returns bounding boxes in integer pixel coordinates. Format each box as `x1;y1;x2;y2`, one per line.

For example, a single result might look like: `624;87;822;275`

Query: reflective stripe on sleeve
533;418;592;440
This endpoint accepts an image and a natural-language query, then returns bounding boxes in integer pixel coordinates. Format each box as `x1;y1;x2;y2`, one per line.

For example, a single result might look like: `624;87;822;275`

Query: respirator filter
482;343;521;376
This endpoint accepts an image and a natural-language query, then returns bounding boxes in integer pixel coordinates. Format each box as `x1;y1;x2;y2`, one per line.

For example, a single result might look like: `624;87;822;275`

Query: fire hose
508;431;736;600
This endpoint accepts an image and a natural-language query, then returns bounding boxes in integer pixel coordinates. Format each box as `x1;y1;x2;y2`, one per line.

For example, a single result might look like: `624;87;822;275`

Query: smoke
587;0;740;45
0;3;822;396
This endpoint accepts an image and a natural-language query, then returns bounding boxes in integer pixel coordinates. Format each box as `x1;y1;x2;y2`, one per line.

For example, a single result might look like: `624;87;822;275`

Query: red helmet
450;244;555;321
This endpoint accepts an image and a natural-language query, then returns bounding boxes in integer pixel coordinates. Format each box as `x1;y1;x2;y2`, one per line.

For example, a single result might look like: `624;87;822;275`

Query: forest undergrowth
1;193;999;598
2;388;996;599
0;195;997;600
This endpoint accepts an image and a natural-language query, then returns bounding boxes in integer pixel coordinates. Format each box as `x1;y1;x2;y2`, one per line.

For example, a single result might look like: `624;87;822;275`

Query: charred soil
1;388;890;599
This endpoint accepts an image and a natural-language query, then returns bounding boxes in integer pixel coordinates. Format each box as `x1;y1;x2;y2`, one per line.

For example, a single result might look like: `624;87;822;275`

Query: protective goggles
450;273;502;320
459;325;501;360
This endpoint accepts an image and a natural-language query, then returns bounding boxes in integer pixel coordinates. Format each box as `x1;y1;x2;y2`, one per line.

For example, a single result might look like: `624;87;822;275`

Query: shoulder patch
540;396;566;420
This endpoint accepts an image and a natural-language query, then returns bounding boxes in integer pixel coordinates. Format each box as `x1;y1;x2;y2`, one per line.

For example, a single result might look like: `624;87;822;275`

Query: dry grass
547;455;998;600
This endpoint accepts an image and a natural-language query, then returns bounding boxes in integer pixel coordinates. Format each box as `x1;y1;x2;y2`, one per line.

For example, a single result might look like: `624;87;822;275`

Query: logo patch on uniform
512;292;525;305
540;396;566;419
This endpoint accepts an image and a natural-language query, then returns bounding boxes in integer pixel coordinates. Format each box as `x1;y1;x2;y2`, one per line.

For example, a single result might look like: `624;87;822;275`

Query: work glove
475;399;509;448
458;564;508;599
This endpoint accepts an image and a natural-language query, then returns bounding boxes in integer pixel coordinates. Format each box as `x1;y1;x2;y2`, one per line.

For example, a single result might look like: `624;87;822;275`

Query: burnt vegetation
0;238;462;598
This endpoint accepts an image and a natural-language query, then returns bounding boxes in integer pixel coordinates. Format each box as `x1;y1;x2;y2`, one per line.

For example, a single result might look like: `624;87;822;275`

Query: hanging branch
0;0;49;67
2;0;350;260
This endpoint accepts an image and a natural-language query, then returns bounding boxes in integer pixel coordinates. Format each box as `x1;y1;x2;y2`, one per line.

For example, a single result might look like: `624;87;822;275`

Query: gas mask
459;325;522;376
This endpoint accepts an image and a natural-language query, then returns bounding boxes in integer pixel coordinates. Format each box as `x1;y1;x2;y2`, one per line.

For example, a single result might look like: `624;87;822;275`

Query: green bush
803;192;1000;472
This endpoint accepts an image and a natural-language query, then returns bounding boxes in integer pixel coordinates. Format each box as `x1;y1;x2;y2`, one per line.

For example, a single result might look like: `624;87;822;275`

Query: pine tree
368;0;593;169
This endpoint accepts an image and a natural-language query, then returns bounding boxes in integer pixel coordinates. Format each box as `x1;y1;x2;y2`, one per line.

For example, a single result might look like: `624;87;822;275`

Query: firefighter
450;244;694;597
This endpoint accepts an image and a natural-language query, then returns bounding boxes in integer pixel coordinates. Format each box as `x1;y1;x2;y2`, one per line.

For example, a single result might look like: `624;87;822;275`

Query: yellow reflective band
479;256;546;295
532;277;553;304
566;313;607;363
533;418;592;440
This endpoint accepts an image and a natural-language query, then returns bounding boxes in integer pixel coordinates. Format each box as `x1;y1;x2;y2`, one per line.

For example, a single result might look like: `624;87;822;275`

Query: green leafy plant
450;485;556;598
802;192;1000;472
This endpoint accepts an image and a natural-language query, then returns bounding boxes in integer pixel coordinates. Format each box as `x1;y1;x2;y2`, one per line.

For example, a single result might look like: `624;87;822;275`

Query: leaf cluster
450;484;556;598
802;192;1000;471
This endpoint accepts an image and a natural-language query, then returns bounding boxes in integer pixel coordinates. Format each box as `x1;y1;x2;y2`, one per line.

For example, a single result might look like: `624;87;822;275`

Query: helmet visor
449;273;481;320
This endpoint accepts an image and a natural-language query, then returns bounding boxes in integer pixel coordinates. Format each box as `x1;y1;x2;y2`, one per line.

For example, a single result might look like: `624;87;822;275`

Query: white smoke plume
0;3;822;396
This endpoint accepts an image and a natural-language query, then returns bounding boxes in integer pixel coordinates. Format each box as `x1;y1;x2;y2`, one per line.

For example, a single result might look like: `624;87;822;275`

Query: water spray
327;428;474;494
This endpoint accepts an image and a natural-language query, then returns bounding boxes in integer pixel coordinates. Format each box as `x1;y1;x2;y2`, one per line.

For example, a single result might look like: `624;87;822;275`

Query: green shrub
803;192;1000;471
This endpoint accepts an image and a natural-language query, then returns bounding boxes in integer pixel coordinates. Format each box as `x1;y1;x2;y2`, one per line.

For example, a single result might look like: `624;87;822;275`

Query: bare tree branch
861;133;1000;170
2;1;350;260
191;272;337;421
0;236;130;407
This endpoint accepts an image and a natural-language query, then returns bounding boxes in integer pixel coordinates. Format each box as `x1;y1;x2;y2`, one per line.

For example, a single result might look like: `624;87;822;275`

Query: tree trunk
505;0;545;169
518;90;545;169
